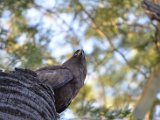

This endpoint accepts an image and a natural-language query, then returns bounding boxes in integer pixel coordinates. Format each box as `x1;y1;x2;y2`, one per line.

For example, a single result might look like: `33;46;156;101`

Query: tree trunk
0;68;57;120
133;64;160;119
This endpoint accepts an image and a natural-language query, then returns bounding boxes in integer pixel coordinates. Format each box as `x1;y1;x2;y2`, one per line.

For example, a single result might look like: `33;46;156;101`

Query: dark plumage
36;49;87;113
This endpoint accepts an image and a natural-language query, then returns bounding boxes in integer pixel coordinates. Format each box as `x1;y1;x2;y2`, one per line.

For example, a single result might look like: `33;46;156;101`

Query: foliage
0;0;160;119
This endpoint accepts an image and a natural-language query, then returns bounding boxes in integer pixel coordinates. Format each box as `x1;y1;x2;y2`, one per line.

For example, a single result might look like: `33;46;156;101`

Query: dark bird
36;49;87;113
141;0;160;21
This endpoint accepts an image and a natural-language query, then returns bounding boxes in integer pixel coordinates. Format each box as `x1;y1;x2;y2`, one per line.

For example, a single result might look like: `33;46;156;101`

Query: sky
1;0;160;119
0;0;147;99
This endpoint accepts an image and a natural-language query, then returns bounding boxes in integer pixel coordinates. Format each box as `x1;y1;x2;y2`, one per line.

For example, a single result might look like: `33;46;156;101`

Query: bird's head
63;49;87;83
63;49;86;69
73;49;85;58
72;49;86;64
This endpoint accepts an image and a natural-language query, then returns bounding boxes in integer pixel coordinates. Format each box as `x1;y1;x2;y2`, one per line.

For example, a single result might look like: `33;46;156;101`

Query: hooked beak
74;49;84;56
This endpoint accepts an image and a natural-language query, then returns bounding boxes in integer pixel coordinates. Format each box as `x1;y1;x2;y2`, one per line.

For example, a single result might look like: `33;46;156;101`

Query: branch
148;99;160;119
78;1;148;79
133;64;160;119
142;0;160;21
142;0;160;52
33;4;80;42
33;2;148;79
152;22;160;52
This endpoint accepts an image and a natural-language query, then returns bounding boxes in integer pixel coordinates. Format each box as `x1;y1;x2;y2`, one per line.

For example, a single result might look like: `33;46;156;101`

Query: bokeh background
0;0;160;119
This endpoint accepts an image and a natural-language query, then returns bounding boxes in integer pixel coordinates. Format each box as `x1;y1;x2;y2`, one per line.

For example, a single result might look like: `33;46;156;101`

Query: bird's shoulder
36;65;74;89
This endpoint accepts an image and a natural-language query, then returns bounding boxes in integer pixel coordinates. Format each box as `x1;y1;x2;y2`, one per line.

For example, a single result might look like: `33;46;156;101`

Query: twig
78;1;148;79
33;4;80;42
33;2;148;79
150;22;160;52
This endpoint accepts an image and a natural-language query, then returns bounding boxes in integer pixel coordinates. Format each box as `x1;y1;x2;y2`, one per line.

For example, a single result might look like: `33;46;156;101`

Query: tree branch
78;1;148;79
33;2;148;79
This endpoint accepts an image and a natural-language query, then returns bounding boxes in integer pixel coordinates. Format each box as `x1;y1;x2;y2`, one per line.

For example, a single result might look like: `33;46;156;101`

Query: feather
36;49;87;113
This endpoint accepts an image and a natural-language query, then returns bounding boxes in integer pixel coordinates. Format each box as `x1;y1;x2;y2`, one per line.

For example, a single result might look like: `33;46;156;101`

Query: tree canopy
0;0;160;119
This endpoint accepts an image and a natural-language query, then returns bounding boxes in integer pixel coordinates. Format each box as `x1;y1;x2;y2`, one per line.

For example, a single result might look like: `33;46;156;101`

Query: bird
36;49;87;113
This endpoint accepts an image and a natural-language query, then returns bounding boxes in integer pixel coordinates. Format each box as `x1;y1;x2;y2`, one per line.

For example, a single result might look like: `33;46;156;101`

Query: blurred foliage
0;0;160;119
